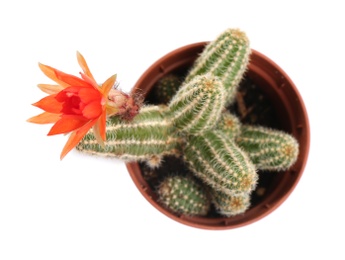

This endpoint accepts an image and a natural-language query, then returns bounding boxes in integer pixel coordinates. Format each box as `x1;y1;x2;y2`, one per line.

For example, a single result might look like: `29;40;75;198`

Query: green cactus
184;28;251;105
76;105;183;165
168;73;226;135
75;27;301;219
157;175;211;216
154;74;182;104
184;130;258;196
235;125;299;171
216;110;242;139
211;190;251;217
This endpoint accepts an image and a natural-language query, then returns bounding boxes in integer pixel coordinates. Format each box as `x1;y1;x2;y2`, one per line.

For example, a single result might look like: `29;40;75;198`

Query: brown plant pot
126;42;310;230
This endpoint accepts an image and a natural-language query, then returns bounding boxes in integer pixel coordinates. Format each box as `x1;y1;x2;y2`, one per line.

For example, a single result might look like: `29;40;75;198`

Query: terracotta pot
126;42;310;230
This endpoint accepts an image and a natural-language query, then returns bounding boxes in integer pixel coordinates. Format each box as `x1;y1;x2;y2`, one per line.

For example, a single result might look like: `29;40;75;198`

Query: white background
1;0;344;259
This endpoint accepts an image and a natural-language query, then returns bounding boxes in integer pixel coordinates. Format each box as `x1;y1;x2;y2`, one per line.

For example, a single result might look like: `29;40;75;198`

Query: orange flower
27;52;139;160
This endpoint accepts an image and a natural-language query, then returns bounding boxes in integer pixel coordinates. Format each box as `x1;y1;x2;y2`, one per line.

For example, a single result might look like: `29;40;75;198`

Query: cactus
157;175;211;216
183;130;258;196
168;73;226;135
235;125;299;171
211;190;251;217
216;110;242;139
73;28;300;218
76;105;183;164
184;28;251;105
154;74;181;104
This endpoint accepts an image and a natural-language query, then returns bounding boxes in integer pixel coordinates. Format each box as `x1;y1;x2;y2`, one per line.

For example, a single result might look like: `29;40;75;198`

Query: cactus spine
168;74;226;134
236;125;299;171
157;175;211;216
76;105;183;163
184;28;251;104
184;130;258;196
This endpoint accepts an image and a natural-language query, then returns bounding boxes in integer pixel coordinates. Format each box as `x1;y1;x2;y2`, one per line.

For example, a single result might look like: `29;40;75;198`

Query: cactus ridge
236;125;299;171
157;175;211;216
168;74;226;134
184;28;251;104
76;105;183;162
184;130;258;195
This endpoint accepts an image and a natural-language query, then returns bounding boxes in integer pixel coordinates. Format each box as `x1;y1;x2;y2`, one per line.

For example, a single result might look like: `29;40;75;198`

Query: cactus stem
184;131;257;195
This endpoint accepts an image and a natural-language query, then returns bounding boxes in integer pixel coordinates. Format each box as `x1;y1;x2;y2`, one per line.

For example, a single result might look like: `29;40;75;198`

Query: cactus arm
184;130;258;196
168;74;226;135
157;175;211;216
216;111;242;139
154;74;182;104
184;28;251;105
211;190;251;217
236;125;299;171
76;105;183;163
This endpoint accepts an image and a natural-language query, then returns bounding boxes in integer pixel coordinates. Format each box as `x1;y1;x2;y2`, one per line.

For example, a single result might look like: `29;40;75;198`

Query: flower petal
78;87;102;104
76;51;96;82
39;63;91;88
97;111;107;140
82;100;102;119
101;74;117;95
92;125;104;148
38;63;70;88
37;84;64;95
27;112;61;124
106;104;119;116
32;94;63;113
54;69;91;88
60;119;97;160
48;115;89;135
80;72;99;90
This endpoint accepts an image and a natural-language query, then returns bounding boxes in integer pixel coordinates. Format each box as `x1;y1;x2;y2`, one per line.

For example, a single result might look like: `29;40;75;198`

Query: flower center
63;94;83;115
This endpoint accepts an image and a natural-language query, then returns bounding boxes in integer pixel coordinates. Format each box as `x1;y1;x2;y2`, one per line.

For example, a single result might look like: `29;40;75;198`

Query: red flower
27;52;139;160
